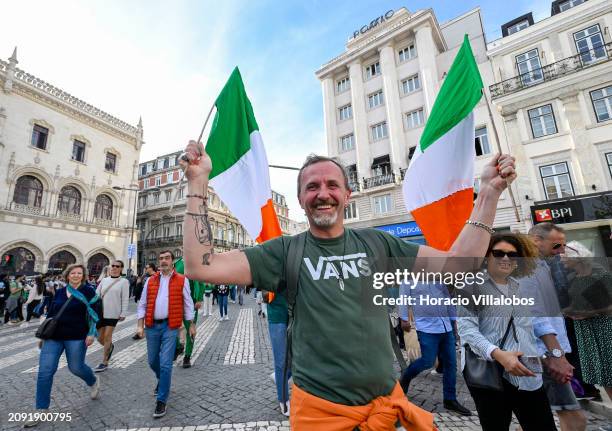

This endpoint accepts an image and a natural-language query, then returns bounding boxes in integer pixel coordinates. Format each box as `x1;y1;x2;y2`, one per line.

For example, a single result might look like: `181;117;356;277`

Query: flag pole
482;89;521;222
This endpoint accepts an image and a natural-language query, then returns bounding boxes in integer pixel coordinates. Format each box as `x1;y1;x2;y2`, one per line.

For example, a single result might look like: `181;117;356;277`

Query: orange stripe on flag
411;188;474;251
256;199;282;243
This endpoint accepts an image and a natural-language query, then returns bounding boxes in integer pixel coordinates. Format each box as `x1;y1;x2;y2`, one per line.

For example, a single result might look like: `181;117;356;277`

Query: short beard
310;210;339;228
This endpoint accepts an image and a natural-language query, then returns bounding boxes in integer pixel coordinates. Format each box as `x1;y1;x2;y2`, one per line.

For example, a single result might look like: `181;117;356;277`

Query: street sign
127;243;136;258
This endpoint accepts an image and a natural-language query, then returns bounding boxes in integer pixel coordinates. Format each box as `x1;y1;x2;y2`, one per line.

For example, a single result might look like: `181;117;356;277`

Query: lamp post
113;185;140;275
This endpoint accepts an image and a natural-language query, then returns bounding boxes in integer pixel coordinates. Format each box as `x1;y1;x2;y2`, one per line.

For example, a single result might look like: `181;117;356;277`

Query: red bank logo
535;209;552;222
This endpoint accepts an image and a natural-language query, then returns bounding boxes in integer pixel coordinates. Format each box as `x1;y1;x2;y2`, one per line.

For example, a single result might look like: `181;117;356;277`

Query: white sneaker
23;409;47;428
280;401;290;416
21;322;30;328
224;316;229;321
218;316;223;321
90;376;100;399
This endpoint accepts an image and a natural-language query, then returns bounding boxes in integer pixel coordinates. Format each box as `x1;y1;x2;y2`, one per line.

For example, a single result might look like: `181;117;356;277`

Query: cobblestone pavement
0;298;609;430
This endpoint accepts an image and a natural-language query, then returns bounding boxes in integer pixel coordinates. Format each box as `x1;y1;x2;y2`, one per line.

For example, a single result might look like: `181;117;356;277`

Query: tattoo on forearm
202;253;212;266
189;203;214;266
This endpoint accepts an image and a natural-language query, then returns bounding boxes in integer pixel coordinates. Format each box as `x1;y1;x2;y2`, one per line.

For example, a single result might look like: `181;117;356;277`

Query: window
94;194;113;220
165;190;172;202
71;140;86;163
344;201;358;219
368;90;384;109
176;223;183;237
57;186;81;214
606;153;612;179
339;104;352;121
146;162;153;173
371;122;388;141
365;61;381;79
105;153;117;173
507;20;530;35
155;176;161;187
174;248;182;258
574;25;606;65
405;109;424;129
337;77;350;93
163;158;169;169
398;44;416;62
163;225;171;238
528;105;557;138
590;86;612;123
166;172;173;184
140;165;147;176
178;187;185;199
559;0;584;11
346;164;359;191
401;75;420;95
153;192;160;204
539;162;574;199
13;175;43;207
475;127;491;156
138;195;147;208
169;157;176;167
372;155;391;176
374;194;392;214
516;49;543;86
31;125;49;150
339;134;354;152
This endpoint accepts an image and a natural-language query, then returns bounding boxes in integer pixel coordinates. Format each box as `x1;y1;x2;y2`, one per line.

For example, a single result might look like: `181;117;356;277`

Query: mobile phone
519;355;543;374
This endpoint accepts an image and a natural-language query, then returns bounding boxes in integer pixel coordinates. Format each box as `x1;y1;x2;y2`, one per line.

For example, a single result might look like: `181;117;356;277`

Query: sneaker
182;356;191;368
443;399;472;416
153;401;167;418
94;363;107;373
262;313;266;319
270;372;276;383
224;315;229;321
280;401;290;416
132;333;142;340
218;316;223;321
154;382;159;396
23;409;47;428
90;376;100;400
21;322;29;328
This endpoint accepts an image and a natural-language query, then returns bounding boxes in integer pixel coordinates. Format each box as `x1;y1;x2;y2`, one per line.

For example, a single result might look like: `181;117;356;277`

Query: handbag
35;296;73;340
462;316;516;391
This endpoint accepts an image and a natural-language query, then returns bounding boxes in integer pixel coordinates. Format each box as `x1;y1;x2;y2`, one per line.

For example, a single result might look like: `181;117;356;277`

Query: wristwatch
544;348;564;358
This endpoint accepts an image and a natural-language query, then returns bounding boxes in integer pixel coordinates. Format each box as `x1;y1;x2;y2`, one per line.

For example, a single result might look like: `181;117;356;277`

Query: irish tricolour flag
402;35;484;251
206;67;282;243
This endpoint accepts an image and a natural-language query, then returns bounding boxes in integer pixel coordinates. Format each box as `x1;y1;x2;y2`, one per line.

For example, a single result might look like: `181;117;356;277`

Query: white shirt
137;271;195;321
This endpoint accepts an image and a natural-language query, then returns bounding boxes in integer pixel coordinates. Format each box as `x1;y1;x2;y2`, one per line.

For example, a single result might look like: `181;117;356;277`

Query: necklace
311;229;347;291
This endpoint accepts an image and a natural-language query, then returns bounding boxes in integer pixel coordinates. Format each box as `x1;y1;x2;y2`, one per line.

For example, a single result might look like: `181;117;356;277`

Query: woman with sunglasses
457;233;557;431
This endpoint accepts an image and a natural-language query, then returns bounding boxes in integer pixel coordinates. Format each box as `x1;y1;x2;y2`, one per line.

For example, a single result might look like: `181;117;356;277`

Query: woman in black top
26;264;101;427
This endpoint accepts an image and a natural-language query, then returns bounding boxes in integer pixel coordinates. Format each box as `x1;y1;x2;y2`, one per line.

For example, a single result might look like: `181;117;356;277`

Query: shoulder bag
35;295;73;340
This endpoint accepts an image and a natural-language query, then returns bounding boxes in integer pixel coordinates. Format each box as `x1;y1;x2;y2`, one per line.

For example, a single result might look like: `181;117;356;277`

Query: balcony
7;202;45;216
348;179;361;192
490;42;612;99
363;172;395;190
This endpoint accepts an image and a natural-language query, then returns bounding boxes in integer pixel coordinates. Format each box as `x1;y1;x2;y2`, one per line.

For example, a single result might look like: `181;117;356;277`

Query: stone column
321;77;339;157
414;25;439;113
348;60;371;178
379;44;405;174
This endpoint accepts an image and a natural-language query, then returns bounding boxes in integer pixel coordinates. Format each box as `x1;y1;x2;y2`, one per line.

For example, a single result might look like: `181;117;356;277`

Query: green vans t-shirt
243;228;419;405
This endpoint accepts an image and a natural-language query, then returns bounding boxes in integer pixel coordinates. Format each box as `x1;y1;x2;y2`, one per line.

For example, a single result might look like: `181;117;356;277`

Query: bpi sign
353;10;395;39
534;207;573;222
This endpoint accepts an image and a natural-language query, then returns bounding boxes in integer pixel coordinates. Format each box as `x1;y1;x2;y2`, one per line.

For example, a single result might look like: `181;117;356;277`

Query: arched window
2;247;36;275
48;250;76;274
94;194;113;220
174;249;183;258
13;175;43;207
58;186;81;214
87;253;109;277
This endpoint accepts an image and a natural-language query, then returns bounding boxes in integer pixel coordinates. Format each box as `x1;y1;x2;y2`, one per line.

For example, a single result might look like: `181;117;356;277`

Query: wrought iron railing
490;42;612;99
7;202;45;216
363;173;395;190
56;210;82;222
92;217;115;227
348;180;361;192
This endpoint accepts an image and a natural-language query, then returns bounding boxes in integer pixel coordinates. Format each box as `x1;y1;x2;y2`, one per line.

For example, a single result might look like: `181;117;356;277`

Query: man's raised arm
180;140;253;285
415;153;517;273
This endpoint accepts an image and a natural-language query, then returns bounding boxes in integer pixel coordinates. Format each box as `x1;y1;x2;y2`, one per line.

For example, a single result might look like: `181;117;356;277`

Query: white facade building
0;48;143;276
488;0;612;256
316;7;518;243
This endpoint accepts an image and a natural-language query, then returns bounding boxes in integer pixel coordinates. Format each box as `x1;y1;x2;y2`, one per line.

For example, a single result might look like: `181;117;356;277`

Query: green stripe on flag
206;67;260;179
419;35;483;152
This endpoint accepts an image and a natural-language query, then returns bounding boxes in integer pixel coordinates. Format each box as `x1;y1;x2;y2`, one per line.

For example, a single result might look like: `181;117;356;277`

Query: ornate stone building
136;151;306;272
0;48;143;276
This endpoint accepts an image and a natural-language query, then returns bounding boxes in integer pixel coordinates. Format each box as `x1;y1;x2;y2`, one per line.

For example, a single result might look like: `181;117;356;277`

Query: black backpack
280;229;407;408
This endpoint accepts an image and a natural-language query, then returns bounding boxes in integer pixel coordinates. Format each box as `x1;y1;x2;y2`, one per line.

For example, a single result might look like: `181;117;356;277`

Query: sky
0;0;553;221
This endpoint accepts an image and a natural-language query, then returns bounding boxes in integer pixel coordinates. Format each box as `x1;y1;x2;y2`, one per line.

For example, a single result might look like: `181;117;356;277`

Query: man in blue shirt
398;282;471;416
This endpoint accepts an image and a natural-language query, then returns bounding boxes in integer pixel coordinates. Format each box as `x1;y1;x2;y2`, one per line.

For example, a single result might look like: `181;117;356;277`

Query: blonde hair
63;264;88;284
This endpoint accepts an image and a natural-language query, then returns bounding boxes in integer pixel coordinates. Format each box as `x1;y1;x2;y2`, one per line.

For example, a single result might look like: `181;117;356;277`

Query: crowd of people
1;144;611;430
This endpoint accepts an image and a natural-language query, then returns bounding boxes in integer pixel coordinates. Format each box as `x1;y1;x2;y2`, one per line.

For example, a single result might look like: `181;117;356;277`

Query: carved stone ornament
55;164;60;179
91;175;96;189
34;154;40;164
74;165;80;176
107;175;112;185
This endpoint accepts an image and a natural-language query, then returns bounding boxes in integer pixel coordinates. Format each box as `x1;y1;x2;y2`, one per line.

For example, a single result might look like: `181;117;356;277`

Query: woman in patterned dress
562;241;612;402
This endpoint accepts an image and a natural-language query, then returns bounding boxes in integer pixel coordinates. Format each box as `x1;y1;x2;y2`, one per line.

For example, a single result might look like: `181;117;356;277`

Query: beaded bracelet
186;194;207;201
465;220;495;235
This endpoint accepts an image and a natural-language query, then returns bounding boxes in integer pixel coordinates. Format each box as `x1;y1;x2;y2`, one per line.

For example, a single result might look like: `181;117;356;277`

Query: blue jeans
230;286;236;302
400;330;457;400
36;339;96;409
218;295;228;317
145;321;178;403
269;322;291;402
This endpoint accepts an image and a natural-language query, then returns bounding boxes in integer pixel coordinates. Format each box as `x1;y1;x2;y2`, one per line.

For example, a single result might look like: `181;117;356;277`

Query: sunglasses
552;243;565;250
111;264;122;268
491;250;520;259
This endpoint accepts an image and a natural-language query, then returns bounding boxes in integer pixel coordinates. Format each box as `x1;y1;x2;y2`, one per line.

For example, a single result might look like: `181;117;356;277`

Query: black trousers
468;379;557;431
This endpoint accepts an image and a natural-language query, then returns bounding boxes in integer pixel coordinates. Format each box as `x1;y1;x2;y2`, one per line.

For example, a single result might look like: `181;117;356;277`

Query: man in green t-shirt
174;257;204;368
179;141;516;428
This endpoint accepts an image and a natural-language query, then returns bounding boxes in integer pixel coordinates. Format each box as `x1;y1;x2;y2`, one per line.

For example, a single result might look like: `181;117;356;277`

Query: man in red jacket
136;250;195;418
